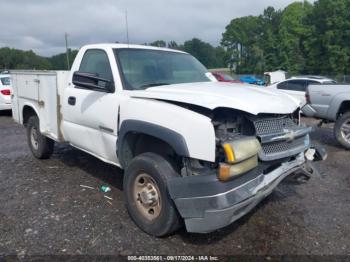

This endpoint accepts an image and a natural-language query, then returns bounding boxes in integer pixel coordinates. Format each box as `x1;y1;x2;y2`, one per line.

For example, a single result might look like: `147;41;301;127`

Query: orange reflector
218;163;231;181
223;143;235;163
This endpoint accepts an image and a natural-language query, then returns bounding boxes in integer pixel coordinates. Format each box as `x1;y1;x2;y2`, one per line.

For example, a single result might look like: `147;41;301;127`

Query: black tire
334;111;350;150
124;152;181;237
26;115;54;159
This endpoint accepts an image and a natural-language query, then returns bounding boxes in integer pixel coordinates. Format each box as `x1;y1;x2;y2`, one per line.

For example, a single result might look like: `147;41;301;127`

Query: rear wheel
123;152;181;236
26;115;54;159
334;111;350;149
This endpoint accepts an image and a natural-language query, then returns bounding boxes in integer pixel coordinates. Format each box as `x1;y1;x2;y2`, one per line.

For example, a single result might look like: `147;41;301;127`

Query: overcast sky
0;0;307;57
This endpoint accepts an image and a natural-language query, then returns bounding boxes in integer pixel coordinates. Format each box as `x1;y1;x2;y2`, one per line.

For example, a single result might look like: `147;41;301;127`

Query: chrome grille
262;137;306;155
254;117;296;135
253;116;309;161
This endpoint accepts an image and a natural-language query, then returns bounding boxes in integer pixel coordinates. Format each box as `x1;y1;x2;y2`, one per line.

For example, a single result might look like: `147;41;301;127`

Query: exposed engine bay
180;106;308;179
211;108;305;163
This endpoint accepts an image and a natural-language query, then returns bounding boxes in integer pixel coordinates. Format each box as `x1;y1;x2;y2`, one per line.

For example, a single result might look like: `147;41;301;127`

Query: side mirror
72;71;114;93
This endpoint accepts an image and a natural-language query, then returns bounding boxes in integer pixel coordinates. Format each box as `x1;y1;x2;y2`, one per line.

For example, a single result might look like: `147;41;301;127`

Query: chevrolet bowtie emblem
284;129;297;142
271;129;300;142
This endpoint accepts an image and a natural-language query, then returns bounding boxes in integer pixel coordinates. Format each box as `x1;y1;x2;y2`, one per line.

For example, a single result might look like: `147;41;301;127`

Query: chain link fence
328;75;350;83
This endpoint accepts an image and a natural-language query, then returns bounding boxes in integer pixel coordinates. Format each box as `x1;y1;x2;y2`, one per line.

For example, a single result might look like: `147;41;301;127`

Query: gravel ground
0;110;349;257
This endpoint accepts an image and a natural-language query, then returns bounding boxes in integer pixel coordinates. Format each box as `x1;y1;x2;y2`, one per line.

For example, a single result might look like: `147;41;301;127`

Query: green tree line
147;38;226;69
0;39;225;71
222;0;350;75
0;48;78;71
1;0;349;75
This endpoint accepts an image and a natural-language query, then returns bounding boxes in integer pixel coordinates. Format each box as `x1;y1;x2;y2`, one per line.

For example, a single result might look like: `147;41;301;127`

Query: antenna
65;32;70;69
125;10;130;46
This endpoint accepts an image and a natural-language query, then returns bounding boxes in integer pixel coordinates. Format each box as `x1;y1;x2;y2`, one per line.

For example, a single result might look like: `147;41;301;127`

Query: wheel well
119;132;181;170
22;106;37;126
337;101;350;118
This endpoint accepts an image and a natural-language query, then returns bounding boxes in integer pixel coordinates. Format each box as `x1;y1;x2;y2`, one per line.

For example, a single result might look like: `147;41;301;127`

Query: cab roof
81;43;187;54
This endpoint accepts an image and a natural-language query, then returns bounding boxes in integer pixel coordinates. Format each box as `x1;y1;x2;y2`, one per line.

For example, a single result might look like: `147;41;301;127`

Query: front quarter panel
119;97;216;162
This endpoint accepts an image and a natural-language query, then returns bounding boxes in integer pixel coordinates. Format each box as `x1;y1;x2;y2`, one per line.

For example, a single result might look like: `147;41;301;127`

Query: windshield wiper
140;83;170;88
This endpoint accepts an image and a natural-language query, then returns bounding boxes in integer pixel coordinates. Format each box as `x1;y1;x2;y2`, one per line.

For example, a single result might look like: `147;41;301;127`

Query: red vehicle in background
212;72;242;83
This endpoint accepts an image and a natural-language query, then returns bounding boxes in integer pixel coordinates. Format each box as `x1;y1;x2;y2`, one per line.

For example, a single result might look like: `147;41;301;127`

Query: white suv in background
0;74;12;111
267;76;336;106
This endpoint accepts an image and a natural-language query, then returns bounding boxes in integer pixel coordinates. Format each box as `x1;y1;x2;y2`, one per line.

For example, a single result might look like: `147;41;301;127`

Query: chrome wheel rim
341;120;350;143
133;173;161;221
30;127;39;150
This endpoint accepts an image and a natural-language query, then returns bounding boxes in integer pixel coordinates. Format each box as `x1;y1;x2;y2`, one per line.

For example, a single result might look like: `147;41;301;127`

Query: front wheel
334;111;350;150
26;115;54;159
123;153;181;237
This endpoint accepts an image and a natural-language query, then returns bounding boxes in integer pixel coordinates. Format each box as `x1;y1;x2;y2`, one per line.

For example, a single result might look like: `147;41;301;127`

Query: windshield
114;48;211;90
0;77;11;86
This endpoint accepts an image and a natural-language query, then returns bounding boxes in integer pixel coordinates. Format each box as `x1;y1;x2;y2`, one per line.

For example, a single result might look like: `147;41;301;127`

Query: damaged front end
168;109;326;233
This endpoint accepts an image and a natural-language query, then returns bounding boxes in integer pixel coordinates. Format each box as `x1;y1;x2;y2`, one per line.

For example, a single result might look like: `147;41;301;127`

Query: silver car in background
267;76;336;106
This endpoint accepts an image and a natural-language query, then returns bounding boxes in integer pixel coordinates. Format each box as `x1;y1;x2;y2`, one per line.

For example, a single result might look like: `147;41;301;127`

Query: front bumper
168;153;307;233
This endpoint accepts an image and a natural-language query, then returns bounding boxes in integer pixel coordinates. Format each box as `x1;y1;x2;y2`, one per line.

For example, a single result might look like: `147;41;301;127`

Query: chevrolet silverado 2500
11;44;325;236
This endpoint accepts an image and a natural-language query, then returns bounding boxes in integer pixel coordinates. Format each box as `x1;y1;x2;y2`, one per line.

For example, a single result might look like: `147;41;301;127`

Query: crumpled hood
129;82;299;115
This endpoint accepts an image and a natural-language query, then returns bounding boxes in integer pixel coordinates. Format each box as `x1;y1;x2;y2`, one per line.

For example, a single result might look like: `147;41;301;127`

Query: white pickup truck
11;44;325;236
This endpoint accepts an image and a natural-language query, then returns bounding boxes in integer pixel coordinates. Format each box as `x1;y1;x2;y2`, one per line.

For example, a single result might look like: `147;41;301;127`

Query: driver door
62;49;120;163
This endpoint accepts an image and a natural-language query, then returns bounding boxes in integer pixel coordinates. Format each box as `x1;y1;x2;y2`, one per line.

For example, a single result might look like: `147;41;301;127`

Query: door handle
68;96;76;106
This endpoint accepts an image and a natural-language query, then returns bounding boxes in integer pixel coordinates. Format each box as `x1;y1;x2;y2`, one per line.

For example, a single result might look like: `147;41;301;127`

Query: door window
277;81;289;90
0;77;11;86
277;80;306;92
306;80;320;86
79;49;113;81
